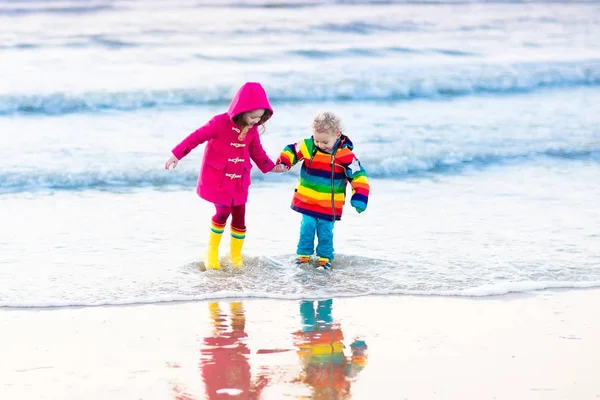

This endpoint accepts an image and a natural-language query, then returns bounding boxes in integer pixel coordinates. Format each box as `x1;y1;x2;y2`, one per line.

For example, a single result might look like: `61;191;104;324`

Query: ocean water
1;0;599;308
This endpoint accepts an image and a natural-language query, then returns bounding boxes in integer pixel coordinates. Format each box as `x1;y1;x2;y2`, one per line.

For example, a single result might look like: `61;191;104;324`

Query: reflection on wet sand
292;299;368;399
172;299;367;399
174;301;271;399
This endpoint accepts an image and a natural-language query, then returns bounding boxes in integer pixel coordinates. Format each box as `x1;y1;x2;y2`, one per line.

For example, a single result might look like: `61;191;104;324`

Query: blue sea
1;0;599;308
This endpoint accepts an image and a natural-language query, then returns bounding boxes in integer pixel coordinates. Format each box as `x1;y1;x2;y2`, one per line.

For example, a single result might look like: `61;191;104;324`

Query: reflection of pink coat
171;82;276;206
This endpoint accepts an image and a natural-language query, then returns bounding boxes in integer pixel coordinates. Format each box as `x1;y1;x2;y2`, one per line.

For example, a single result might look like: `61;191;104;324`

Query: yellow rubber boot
206;221;225;270
229;226;246;268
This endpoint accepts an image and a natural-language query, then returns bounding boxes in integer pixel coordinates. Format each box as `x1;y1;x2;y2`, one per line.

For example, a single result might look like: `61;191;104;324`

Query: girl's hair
312;111;342;134
232;109;272;140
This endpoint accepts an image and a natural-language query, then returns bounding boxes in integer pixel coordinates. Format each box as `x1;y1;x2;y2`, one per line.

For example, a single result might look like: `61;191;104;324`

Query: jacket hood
227;82;273;123
338;134;353;151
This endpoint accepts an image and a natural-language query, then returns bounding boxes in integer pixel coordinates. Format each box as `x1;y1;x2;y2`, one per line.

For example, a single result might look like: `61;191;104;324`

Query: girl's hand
165;155;179;170
272;164;289;173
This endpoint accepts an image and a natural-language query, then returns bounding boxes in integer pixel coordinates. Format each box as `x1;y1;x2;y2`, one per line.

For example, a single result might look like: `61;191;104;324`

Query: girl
165;82;287;270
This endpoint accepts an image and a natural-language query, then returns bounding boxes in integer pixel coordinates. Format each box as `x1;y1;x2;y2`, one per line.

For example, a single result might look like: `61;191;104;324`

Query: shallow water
1;0;599;307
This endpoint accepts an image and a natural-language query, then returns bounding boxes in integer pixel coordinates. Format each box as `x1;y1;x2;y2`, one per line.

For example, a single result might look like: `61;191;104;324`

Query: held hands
165;155;179;170
165;156;288;172
272;164;289;173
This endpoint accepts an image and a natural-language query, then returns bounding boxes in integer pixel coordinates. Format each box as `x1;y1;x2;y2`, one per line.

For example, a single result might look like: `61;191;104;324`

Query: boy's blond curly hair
312;111;342;135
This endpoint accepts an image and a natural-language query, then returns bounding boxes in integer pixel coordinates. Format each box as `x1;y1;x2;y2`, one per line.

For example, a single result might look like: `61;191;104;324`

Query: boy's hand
351;198;366;214
272;164;289;173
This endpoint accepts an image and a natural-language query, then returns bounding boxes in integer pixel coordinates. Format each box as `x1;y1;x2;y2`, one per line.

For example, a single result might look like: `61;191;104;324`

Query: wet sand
2;289;599;399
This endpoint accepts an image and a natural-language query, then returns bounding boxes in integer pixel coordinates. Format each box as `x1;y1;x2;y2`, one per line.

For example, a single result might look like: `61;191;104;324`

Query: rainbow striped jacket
277;135;370;221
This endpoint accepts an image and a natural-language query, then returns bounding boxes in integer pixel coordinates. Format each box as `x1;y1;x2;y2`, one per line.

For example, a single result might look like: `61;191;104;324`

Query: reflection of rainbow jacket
293;327;367;394
277;135;370;221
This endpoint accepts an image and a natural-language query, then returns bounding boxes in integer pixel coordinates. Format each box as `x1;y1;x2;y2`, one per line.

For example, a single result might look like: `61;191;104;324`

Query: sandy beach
2;289;599;399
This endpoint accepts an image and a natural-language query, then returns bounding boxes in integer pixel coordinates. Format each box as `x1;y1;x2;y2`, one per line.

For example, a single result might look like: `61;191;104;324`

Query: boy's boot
229;226;246;268
317;256;332;270
296;255;311;265
206;221;225;270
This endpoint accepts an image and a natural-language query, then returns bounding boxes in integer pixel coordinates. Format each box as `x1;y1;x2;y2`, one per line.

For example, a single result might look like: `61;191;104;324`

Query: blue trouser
297;214;335;261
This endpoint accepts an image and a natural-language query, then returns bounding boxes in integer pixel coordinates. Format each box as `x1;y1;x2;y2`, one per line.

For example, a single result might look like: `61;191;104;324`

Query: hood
338;134;354;151
227;82;273;123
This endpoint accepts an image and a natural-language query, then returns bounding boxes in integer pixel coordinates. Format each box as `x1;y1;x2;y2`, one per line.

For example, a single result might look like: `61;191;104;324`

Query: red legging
211;204;246;231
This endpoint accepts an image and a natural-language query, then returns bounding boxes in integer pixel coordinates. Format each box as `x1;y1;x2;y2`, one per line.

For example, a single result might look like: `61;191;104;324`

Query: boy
276;111;370;269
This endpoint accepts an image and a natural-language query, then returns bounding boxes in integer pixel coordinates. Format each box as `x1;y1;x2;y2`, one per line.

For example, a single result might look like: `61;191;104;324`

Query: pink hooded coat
171;82;276;206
